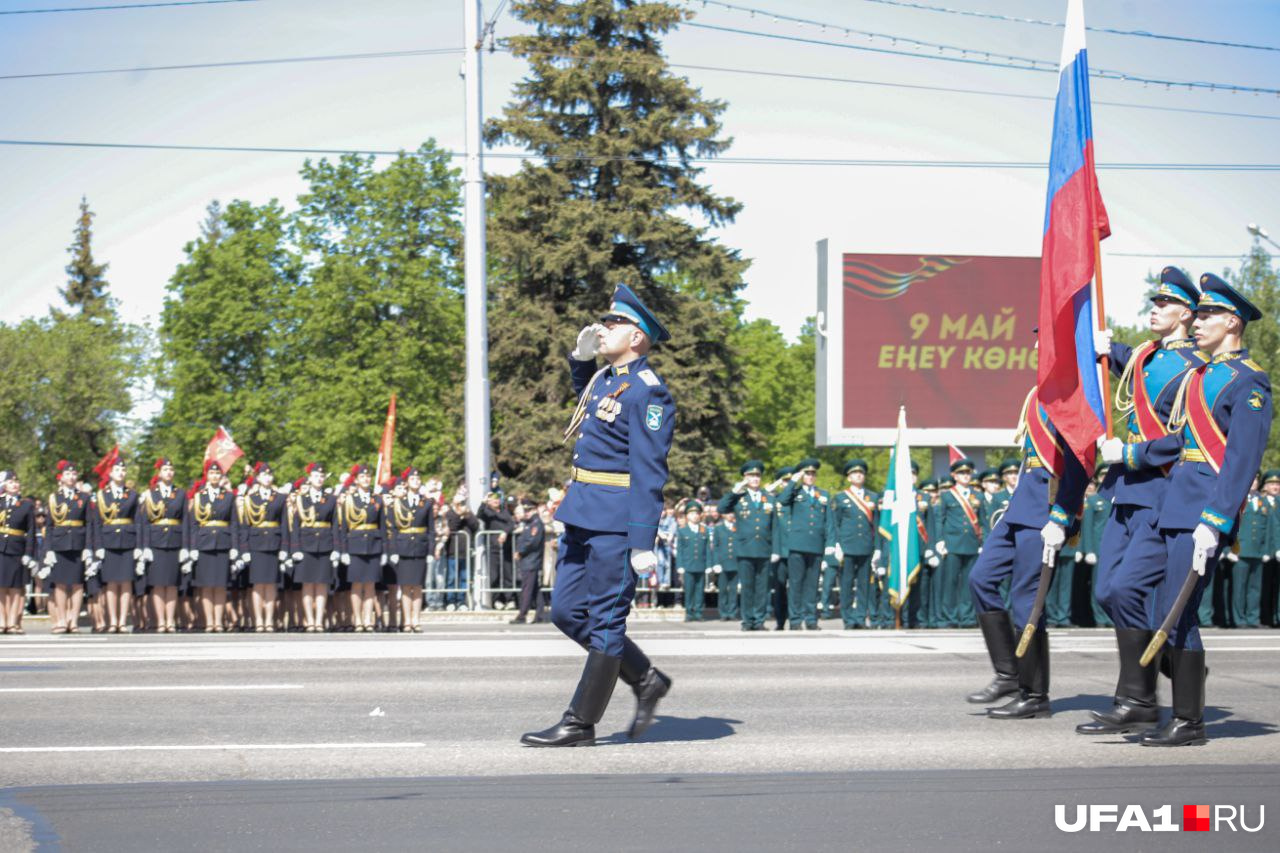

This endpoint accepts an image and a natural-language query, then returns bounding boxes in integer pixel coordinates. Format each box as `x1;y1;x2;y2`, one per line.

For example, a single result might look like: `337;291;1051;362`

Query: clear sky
2;0;1278;341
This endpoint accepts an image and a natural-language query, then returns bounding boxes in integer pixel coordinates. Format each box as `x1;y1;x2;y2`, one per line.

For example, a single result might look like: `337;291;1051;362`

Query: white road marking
0;684;303;694
0;742;426;754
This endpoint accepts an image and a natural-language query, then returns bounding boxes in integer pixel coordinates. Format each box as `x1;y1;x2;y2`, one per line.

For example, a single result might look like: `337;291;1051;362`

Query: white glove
179;548;190;563
1191;523;1218;577
380;553;388;566
676;567;684;575
1092;327;1113;356
280;482;293;495
927;555;940;568
711;564;721;574
133;548;142;560
770;553;780;564
341;553;351;566
875;565;887;577
1040;521;1066;563
85;563;99;578
833;544;844;563
135;561;146;577
94;548;104;560
390;554;400;566
181;561;193;575
43;551;56;568
1074;551;1084;563
22;555;36;570
38;565;52;580
229;548;239;561
277;551;287;562
733;479;747;495
569;323;604;361
871;549;880;566
1261;553;1271;563
142;548;153;563
1099;436;1124;465
1086;553;1097;565
790;469;804;482
1225;550;1239;563
191;549;200;561
935;540;948;557
236;483;247;496
291;552;303;563
330;551;340;566
281;561;292;575
631;550;657;576
81;549;92;564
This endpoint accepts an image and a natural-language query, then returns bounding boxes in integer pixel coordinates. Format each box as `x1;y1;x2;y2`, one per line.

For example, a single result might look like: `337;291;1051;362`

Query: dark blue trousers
550;524;635;658
1157;529;1224;651
1095;504;1167;630
969;522;1044;629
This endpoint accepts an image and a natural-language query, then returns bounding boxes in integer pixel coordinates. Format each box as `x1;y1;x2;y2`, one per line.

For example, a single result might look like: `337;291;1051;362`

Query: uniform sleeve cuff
1123;444;1138;470
1048;505;1071;526
1200;508;1234;535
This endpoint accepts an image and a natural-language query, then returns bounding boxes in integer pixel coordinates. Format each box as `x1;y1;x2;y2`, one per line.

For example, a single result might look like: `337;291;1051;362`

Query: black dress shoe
987;691;1052;719
1076;700;1159;734
521;650;621;747
626;666;672;739
1140;717;1206;747
967;676;1019;704
805;623;821;631
520;712;596;747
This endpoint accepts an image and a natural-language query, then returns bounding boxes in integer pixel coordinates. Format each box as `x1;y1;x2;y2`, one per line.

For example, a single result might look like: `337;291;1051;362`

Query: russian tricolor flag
1037;0;1110;468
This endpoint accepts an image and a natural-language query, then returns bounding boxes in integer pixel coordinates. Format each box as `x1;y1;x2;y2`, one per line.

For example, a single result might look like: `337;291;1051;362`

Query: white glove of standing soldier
631;550;657;576
43;551;56;569
1192;523;1219;576
1225;551;1239;563
569;324;604;361
142;548;153;563
1085;553;1097;565
1093;327;1113;357
1040;521;1066;564
341;553;351;566
390;554;399;566
833;544;844;563
1099;436;1124;465
330;551;340;567
180;561;192;575
135;561;146;577
38;564;52;580
133;548;142;560
935;540;948;557
291;551;303;563
770;553;780;564
277;551;287;563
872;549;881;567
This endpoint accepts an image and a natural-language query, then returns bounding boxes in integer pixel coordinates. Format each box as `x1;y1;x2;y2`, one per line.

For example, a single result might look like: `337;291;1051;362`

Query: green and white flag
878;405;921;611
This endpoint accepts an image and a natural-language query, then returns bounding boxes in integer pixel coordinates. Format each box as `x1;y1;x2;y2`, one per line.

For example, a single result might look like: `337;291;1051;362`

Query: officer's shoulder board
1241;358;1266;374
637;368;662;387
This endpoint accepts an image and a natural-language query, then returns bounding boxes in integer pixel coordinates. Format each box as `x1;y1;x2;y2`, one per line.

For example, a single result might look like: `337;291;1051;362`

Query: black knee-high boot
1141;647;1207;746
521;650;621;747
967;610;1019;703
619;638;672;739
1077;628;1159;734
988;629;1051;719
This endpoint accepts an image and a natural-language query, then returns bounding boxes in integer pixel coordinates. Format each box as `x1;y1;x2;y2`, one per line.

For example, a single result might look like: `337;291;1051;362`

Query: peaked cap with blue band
601;283;670;344
1149;266;1199;308
1198;272;1262;322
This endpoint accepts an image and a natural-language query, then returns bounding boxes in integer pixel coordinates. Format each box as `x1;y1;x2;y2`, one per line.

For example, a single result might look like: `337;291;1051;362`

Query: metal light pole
462;0;490;508
1247;222;1280;252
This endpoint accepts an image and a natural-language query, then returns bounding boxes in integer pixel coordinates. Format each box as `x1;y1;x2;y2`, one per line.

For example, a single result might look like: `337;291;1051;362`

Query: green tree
484;0;749;495
58;196;111;319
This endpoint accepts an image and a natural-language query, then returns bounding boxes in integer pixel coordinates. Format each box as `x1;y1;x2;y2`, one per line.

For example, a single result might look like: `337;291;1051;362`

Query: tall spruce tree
60;196;111;319
485;0;749;496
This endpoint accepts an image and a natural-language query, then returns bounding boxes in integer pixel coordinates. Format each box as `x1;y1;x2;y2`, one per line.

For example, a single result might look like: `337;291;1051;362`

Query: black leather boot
619;639;672;739
521;650;621;747
989;628;1051;719
968;610;1019;704
1141;647;1207;746
1077;628;1160;734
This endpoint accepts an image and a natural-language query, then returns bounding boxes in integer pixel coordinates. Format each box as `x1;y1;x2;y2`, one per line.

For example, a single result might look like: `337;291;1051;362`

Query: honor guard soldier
935;458;983;628
237;462;288;632
1080;267;1206;734
522;284;675;747
831;459;881;630
188;460;239;632
290;463;341;632
0;472;38;634
337;464;386;633
510;497;545;625
387;467;435;631
139;458;186;633
42;461;91;633
768;465;794;630
1115;274;1272;745
718;460;776;632
676;500;711;621
777;458;836;630
91;453;140;633
967;387;1088;717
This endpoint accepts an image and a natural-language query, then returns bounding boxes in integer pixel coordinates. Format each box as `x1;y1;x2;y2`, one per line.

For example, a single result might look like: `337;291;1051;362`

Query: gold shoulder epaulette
1243;358;1265;372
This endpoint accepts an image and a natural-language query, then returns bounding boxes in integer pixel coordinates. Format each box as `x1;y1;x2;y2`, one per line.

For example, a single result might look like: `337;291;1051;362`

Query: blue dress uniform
90;481;140;585
935;459;983;628
337;473;387;586
0;487;38;593
831;459;880;629
44;465;91;591
238;471;288;587
968;388;1088;717
676;507;710;621
777;458;836;630
1123;275;1272;746
524;284;676;747
1231;489;1269;628
290;468;340;587
718;460;776;631
139;467;187;590
386;476;436;589
711;514;738;621
188;480;238;590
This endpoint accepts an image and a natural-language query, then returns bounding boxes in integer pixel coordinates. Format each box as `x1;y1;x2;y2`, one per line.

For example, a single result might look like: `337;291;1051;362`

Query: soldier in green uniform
1046;512;1079;628
718;460;776;631
977;469;1000;536
777;458;836;630
1081;468;1113;627
831;459;880;630
768;465;794;630
1263;470;1280;627
918;478;939;628
711;506;738;621
935;459;983;628
675;500;710;622
1228;473;1269;628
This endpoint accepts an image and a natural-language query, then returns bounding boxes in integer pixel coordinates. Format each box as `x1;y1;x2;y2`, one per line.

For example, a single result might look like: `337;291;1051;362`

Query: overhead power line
683;21;1280;97
3;138;1279;172
0;0;257;13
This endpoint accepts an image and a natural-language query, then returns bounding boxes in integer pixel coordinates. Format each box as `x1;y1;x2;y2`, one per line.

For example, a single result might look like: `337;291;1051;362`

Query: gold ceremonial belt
301;522;331;529
1024;456;1044;469
252;522;281;529
1180;448;1208;463
54;521;84;527
105;519;134;526
0;527;27;537
571;467;631;488
398;527;429;534
350;523;379;531
200;521;230;528
151;519;181;527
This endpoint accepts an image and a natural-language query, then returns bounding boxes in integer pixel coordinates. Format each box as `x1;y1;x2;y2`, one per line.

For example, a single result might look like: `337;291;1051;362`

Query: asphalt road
2;621;1278;851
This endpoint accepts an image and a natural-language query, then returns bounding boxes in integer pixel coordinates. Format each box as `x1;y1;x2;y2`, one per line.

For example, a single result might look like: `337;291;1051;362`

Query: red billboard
819;251;1040;446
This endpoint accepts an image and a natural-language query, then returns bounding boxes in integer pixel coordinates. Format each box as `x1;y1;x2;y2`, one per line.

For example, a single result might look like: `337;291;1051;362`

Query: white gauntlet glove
132;548;142;560
1085;553;1097;565
569;324;604;361
1040;521;1066;564
80;549;92;565
85;563;99;578
1225;551;1239;563
180;561;193;575
871;549;880;567
1192;523;1219;576
179;548;190;563
380;553;388;567
1092;327;1113;357
1099;436;1124;465
631;550;657;576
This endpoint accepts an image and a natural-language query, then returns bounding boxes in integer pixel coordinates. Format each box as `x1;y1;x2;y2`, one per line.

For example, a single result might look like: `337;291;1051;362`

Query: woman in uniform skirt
238;462;288;632
91;453;141;633
187;460;239;632
289;463;339;632
43;461;91;634
140;458;186;632
387;468;434;632
0;472;39;634
337;464;386;632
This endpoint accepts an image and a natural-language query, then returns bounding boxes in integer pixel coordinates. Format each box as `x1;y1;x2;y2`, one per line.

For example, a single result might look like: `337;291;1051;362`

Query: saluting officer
139;458;186;633
1115;274;1272;746
831;459;881;630
522;284;676;747
776;458;836;630
387;467;435;632
0;472;38;634
91;454;141;633
237;462;288;632
510;497;545;625
935;458;983;628
289;463;340;632
718;460;776;632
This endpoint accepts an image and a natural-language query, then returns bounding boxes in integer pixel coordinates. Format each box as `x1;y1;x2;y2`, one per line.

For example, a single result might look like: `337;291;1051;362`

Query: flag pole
1092;227;1114;440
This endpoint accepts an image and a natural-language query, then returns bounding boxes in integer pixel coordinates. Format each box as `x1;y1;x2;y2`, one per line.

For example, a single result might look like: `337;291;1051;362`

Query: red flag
93;445;120;489
203;425;244;474
375;394;397;485
947;444;966;466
